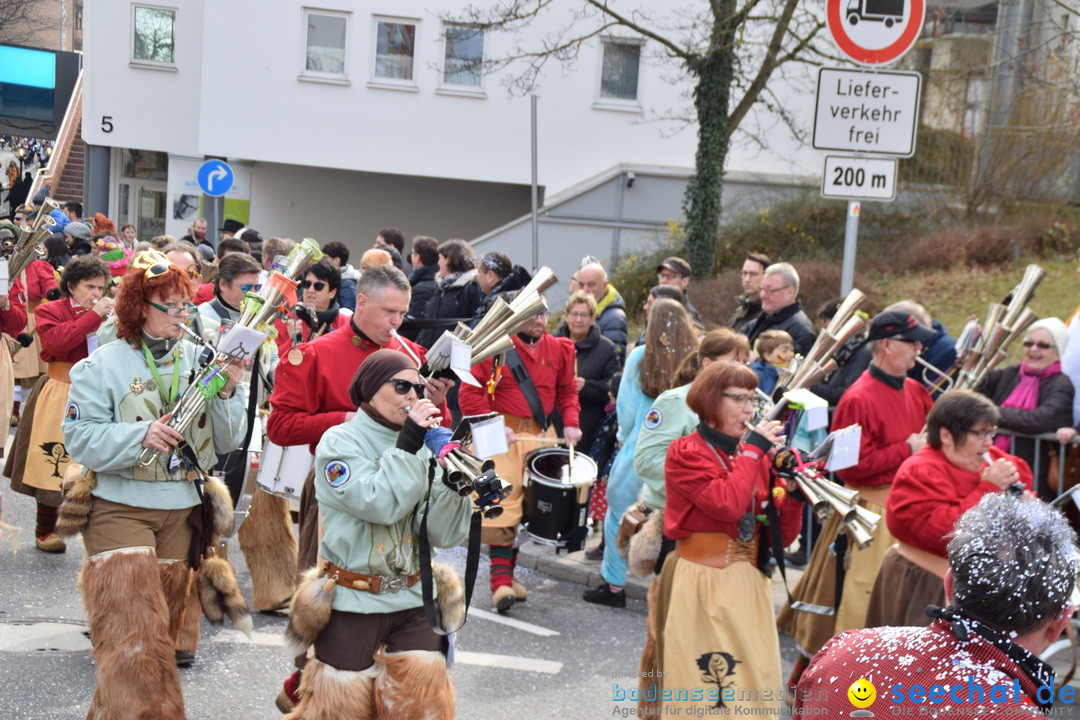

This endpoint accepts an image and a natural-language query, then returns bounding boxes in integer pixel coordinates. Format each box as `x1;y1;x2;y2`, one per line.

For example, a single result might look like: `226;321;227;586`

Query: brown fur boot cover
202;474;235;544
55;464;95;538
238;489;298;610
175;569;202;653
80;548;186;719
432;562;465;632
627;511;664;579
637;576;662;716
284;567;334;659
196;555;252;637
284;657;379;720
158;561;194;647
373;649;455;719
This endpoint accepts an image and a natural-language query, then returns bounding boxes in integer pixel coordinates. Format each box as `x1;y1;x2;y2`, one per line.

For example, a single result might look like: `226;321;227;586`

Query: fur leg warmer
637;576;662;716
238;489;298;611
80;547;186;720
175;569;202;653
284;657;378;720
55;464;95;538
196;556;252;637
157;561;193;647
202;474;235;544
373;648;455;720
284;567;334;660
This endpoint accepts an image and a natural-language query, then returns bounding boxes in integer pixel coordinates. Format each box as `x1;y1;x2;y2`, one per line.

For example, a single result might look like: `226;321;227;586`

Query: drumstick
514;436;565;444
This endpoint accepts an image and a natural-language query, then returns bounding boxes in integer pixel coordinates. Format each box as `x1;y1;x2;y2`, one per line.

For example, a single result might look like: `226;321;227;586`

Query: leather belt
675;532;759;570
321;561;420;595
48;361;74;383
894;541;949;580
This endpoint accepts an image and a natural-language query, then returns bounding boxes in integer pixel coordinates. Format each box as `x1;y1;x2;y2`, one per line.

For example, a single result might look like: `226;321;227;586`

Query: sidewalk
517;535;805;612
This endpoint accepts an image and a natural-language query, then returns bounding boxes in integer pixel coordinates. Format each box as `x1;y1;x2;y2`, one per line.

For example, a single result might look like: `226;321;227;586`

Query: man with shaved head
576;262;627;357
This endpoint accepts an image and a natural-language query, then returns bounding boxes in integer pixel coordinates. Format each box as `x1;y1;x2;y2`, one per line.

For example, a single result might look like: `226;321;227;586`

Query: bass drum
523;447;597;551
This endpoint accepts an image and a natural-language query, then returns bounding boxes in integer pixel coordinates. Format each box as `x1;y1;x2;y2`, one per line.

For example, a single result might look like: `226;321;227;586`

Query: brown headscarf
349;349;418;430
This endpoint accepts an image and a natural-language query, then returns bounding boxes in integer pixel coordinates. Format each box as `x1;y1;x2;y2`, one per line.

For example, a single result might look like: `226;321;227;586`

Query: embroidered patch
643;408;663;430
64;402;79;422
324;460;351;487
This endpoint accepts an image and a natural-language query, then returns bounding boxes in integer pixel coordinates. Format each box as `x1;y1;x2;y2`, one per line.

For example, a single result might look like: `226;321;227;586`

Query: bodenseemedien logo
848;678;876;717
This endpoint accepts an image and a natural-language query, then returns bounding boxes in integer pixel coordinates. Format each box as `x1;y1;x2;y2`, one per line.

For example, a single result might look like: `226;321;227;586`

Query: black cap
220;219;244;233
867;309;936;342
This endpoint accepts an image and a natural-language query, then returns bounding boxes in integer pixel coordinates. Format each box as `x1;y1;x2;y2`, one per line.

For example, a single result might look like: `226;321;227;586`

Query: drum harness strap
418;460;483;636
505;348;549;430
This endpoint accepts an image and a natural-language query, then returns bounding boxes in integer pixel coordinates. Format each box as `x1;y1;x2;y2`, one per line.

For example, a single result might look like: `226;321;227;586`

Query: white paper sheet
471;415;508;459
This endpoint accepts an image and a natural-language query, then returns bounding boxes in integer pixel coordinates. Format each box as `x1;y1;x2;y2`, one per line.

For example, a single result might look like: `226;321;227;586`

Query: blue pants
600;450;642;587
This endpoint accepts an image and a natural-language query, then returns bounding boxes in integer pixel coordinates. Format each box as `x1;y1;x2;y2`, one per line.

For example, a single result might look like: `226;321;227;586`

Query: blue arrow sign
197;159;234;197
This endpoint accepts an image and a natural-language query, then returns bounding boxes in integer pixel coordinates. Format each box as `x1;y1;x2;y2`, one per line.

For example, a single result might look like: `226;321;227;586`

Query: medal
737;513;756;542
130;377;144;395
350;335;363;347
288;348;304;365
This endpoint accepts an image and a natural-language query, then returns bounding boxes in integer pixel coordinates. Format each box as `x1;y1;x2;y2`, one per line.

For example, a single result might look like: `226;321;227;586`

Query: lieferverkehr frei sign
812;67;921;157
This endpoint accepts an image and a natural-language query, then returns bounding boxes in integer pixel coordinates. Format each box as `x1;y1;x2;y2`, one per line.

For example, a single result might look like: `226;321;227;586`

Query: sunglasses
300;280;327;291
146;300;196;317
240;283;262;293
385;378;425;396
1023;340;1053;350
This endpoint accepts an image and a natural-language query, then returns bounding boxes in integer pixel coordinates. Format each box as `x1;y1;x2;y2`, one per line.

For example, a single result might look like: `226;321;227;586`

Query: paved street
0;459;805;719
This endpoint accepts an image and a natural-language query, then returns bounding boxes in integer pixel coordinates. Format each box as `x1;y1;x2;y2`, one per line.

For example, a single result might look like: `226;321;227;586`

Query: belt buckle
379;575;408;594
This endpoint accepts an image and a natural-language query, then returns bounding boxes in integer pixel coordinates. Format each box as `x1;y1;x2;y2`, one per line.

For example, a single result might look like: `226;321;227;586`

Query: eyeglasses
146;300;196;317
13;216;25;222
566;311;592;320
968;426;998;440
300;280;327;291
723;392;755;405
1023;340;1053;350
385;378;425;396
240;283;262;293
758;285;792;296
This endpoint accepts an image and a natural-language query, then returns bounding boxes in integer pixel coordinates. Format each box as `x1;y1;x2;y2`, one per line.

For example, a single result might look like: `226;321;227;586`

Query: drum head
527;447;597;486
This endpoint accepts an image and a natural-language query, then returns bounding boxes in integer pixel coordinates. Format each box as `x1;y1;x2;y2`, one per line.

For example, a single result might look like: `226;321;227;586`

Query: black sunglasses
300;280;327;291
1022;340;1053;350
385;378;424;396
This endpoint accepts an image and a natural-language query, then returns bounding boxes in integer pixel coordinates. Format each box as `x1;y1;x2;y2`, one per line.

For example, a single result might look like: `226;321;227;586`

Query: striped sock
609;584;624;594
36;503;58;539
489;545;514;591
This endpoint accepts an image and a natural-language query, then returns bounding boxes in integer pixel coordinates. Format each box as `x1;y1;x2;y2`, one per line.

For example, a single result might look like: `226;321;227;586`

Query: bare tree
447;0;834;276
0;0;54;43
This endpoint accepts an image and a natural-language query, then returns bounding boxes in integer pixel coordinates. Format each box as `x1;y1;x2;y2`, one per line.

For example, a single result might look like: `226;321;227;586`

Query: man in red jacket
796;494;1074;718
459;308;581;612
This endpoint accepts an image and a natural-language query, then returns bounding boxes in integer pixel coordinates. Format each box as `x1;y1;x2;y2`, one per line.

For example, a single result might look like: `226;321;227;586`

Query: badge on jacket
324;460;351;487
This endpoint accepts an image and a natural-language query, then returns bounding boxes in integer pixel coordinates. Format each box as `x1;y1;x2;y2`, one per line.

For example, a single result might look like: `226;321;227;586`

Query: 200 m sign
821;155;898;202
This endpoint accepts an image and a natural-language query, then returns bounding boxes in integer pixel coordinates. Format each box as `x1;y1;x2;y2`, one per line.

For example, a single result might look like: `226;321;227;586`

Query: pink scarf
994;360;1062;450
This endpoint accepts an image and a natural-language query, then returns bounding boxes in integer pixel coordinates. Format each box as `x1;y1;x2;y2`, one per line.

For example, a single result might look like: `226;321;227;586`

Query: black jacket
400;264;440;341
742;300;817;356
554;324;622;451
415;269;482;349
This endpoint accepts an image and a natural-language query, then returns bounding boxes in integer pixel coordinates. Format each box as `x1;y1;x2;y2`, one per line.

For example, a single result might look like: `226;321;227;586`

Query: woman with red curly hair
62;251;249;719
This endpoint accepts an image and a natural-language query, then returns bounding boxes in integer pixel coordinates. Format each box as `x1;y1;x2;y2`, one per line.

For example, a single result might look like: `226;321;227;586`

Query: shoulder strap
505;347;548;430
209;297;232;323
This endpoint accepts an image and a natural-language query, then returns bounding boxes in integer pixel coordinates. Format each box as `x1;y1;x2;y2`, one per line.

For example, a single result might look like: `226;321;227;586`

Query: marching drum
523;447;597;550
255;441;313;502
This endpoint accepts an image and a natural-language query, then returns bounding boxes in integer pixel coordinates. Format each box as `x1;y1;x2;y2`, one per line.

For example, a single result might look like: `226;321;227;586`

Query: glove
424;427;460;458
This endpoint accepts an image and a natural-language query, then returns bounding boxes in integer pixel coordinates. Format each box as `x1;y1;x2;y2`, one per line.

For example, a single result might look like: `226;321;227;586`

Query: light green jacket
634;383;697;511
64;338;248;510
314;411;472;614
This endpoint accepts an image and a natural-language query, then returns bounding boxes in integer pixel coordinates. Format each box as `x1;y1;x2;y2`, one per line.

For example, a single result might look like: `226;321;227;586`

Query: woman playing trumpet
6;256;113;553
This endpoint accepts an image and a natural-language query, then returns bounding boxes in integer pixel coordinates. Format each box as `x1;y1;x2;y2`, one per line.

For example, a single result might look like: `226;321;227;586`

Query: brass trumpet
4;197;59;277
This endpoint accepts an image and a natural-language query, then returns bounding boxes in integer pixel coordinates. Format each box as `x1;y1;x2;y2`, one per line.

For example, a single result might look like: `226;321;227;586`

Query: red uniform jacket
887;446;1033;557
663;431;803;547
22;259;58;303
272;312;350;357
458;333;580;429
194;283;215;306
0;277;27;336
832;367;933;487
267;321;447;453
35;299;106;363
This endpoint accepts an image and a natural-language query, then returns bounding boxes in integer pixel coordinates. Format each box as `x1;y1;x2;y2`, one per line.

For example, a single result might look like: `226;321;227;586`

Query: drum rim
526;446;598;486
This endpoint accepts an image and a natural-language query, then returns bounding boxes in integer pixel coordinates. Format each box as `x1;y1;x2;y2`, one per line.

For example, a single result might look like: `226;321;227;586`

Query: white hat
1028;317;1069;355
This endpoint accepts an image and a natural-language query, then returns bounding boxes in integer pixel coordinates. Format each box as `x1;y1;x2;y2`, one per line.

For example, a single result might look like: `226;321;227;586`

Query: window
132;4;176;66
443;25;483;87
599;39;641;101
374;20;416;81
303;9;348;80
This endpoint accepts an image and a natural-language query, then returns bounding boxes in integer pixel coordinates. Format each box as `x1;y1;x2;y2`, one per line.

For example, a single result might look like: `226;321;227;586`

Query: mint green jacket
314;411;472;614
634;383;697;511
64;338;248;510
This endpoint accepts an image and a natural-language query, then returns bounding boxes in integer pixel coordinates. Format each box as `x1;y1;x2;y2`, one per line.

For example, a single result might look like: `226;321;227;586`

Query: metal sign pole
530;94;539;271
841;200;859;295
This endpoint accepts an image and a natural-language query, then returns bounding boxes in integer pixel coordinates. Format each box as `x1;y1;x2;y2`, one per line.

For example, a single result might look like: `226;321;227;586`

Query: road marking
0;621;92;653
468;608;560;637
212;629;284;646
455;650;562;675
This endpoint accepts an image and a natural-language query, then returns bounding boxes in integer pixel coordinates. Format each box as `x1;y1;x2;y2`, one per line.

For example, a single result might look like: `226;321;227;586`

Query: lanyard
142;341;182;413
